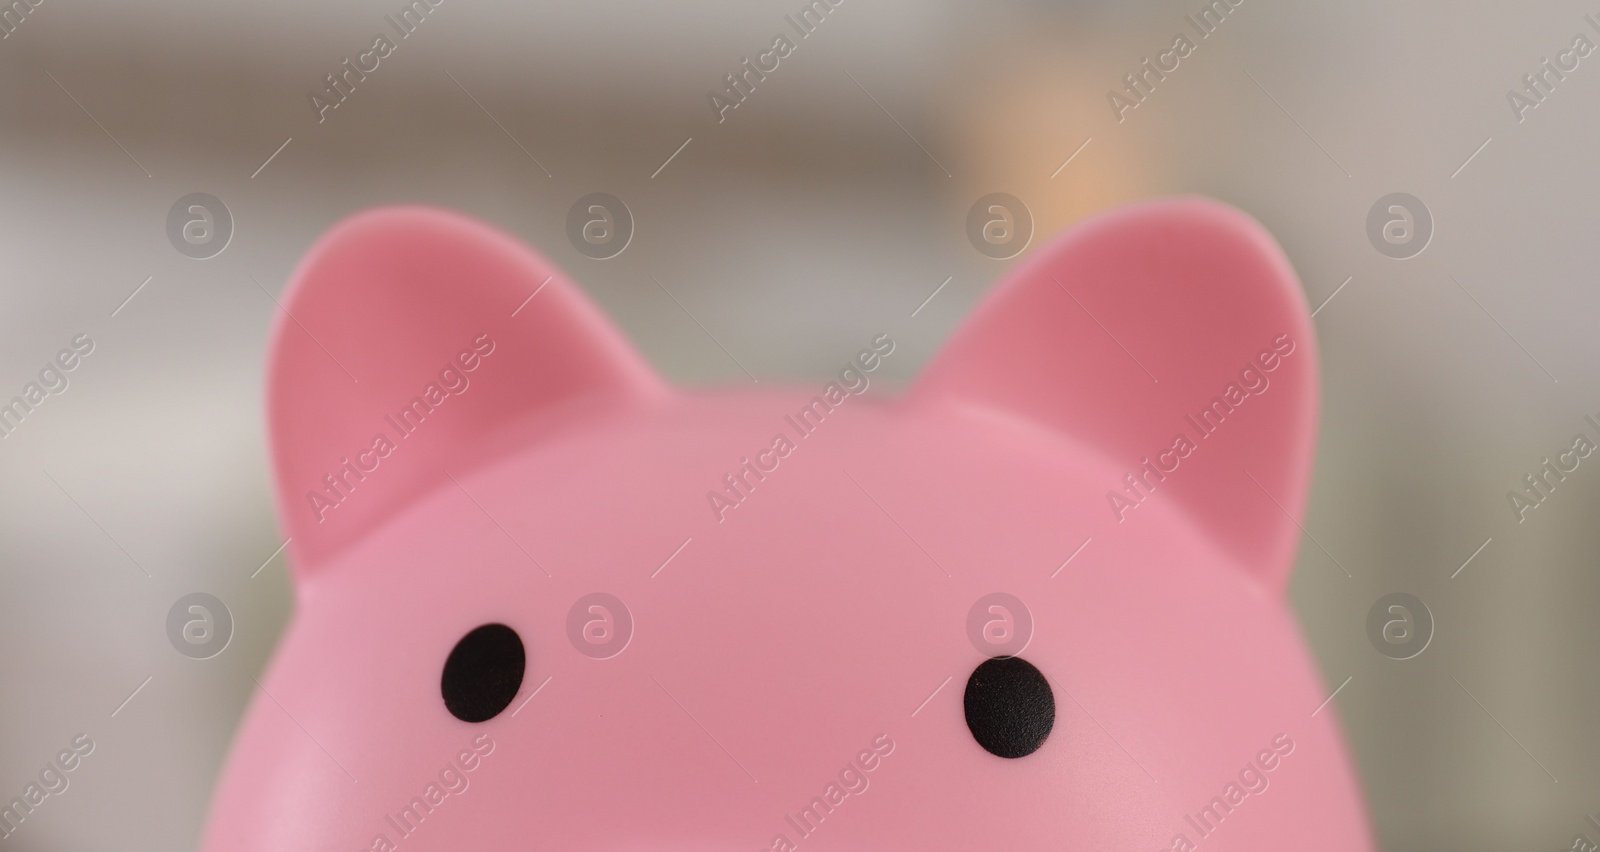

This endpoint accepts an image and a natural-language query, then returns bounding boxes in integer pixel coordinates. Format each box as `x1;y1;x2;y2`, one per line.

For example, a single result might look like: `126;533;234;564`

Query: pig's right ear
265;206;665;582
906;198;1319;594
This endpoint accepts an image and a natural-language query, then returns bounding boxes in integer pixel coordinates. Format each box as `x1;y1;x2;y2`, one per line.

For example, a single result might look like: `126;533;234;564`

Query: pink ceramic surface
202;199;1372;852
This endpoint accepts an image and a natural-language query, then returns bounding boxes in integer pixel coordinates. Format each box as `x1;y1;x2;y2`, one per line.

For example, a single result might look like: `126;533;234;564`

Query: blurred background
2;0;1598;849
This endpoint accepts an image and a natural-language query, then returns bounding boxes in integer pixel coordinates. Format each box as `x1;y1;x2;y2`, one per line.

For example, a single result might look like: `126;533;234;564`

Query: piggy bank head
203;199;1371;852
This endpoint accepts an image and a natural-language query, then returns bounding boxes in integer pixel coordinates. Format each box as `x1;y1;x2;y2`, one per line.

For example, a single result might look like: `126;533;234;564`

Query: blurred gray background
2;0;1598;849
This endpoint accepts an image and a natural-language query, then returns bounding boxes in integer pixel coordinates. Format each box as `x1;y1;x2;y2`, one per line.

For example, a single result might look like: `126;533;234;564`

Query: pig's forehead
305;389;1241;655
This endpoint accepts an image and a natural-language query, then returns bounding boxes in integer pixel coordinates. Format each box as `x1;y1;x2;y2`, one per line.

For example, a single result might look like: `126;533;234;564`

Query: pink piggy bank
202;198;1372;852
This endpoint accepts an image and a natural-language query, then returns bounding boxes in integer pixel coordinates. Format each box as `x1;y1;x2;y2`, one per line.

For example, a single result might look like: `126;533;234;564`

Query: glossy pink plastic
202;199;1372;852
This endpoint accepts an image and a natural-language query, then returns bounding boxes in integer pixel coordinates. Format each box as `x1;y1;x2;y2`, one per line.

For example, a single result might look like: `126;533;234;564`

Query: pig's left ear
265;206;665;580
907;198;1318;594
